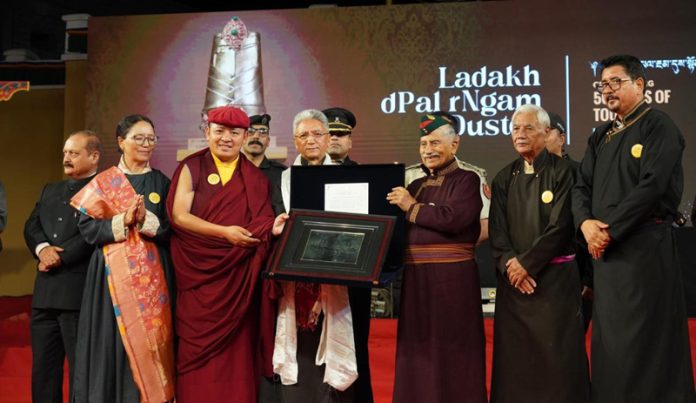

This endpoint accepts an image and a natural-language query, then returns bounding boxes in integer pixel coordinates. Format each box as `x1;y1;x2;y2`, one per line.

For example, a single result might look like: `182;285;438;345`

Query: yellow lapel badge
207;173;221;185
541;190;554;204
148;192;161;204
631;143;643;158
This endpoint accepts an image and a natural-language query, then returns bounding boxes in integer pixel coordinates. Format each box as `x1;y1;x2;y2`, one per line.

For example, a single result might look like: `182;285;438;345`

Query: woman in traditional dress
71;114;176;402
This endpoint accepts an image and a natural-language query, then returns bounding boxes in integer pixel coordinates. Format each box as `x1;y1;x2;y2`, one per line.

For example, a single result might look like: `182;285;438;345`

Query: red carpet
2;296;696;403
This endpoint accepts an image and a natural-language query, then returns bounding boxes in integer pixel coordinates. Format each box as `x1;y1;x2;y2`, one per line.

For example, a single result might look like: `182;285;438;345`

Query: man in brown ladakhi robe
387;113;486;403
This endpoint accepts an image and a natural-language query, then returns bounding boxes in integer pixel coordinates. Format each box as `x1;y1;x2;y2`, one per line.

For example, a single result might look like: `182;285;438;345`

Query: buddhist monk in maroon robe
387;114;486;403
167;105;287;403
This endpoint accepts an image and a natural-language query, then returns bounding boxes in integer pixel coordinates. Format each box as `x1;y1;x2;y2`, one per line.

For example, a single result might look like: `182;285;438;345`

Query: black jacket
24;177;95;310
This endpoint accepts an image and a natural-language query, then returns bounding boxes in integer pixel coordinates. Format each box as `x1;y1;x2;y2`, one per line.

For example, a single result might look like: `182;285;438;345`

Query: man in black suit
24;130;100;402
323;107;358;166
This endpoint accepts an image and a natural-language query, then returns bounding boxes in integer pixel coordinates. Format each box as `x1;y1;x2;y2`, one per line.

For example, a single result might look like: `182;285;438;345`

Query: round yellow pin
148;192;161;204
207;173;221;185
541;190;554;204
631;143;643;158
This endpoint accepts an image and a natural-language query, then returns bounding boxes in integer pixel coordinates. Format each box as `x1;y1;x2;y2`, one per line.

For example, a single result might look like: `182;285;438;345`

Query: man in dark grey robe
489;104;589;403
573;54;695;403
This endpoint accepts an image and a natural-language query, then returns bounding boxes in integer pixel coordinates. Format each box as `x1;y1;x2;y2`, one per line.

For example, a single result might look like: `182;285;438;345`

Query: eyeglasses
294;131;328;143
593;78;633;93
128;134;159;146
248;127;269;137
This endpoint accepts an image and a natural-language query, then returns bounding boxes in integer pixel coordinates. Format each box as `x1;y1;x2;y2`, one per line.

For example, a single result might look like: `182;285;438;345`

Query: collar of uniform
428;158;458;177
258;156;271;169
615;99;648;128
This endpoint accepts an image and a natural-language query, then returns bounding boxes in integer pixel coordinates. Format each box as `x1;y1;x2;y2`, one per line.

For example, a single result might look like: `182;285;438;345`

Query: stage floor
2;296;696;402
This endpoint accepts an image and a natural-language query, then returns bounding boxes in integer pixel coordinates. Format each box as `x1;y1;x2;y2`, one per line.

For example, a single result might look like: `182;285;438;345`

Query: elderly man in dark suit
24;130;100;403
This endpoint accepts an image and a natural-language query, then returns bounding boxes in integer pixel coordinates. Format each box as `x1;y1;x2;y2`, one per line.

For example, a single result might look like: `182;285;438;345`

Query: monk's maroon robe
166;149;276;403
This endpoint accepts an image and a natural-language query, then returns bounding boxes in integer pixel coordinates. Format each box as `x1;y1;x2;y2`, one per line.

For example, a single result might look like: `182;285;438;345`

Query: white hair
292;109;329;134
438;124;457;139
511;104;550;128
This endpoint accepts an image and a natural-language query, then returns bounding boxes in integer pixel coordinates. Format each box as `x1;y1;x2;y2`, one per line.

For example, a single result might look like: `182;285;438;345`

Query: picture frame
289;163;406;276
266;209;396;286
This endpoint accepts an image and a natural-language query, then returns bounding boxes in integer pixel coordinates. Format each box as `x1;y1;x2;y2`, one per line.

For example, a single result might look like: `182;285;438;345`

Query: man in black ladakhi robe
388;114;486;403
489;104;589;403
573;54;695;403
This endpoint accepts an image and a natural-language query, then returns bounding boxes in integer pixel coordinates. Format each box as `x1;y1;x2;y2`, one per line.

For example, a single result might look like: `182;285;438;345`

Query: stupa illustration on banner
177;17;287;161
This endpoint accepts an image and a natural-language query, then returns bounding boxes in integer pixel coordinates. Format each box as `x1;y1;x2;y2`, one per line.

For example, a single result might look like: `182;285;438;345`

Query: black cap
431;111;459;133
547;112;566;134
249;114;271;127
323;107;356;136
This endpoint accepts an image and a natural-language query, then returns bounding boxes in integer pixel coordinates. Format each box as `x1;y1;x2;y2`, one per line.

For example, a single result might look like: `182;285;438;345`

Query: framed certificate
266;209;396;286
289;163;405;277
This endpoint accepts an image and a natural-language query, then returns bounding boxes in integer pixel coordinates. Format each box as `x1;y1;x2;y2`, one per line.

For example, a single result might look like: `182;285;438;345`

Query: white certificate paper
324;183;369;214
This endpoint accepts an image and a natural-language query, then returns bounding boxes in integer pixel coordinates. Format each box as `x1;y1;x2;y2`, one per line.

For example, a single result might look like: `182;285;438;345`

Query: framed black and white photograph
266;209;396;286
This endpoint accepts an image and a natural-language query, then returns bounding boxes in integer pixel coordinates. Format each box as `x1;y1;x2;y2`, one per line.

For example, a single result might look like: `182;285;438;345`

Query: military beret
249;114;271;127
547;112;567;134
207;105;250;129
323;107;356;135
419;113;452;136
430;111;460;133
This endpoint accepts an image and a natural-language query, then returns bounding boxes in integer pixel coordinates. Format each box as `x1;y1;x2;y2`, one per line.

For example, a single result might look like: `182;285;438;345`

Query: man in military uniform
242;113;287;215
323;107;357;165
404;111;491;242
24;130;101;402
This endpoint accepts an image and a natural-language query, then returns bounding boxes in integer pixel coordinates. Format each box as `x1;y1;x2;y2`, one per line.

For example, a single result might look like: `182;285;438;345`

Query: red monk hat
207;105;250;129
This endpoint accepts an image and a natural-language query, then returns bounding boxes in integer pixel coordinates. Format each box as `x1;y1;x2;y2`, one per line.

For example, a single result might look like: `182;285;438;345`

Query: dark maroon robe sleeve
406;172;482;235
